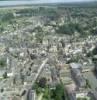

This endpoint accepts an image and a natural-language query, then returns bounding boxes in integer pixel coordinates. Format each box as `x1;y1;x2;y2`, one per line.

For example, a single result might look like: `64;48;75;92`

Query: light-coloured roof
70;63;82;69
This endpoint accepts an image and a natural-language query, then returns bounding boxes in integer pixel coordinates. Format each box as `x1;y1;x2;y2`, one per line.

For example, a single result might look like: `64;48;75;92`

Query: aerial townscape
0;1;97;100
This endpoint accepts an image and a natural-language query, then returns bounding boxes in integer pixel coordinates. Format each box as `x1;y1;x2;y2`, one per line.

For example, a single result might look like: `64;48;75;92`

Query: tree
57;24;73;35
2;13;14;22
92;47;97;55
0;59;6;67
13;77;16;85
3;72;8;79
86;79;91;89
20;73;25;84
35;32;44;43
60;39;65;48
0;26;4;32
0;88;4;93
38;77;47;88
51;84;65;100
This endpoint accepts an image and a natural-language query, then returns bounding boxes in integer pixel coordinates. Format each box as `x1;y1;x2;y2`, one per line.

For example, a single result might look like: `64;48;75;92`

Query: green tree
0;59;6;67
38;77;47;88
35;32;44;43
3;72;8;79
51;84;65;100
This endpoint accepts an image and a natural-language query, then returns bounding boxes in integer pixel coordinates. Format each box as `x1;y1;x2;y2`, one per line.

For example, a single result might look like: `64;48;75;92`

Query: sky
0;0;95;6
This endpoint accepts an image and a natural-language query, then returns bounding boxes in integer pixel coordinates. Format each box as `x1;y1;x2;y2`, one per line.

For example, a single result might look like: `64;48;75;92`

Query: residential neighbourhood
0;1;97;100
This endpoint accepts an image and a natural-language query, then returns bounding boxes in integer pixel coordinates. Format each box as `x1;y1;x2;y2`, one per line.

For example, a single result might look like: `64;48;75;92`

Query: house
70;63;82;69
82;64;95;73
59;65;73;85
67;90;91;100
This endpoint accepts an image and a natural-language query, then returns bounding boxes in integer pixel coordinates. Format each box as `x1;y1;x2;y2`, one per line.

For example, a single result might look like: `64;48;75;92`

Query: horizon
0;0;96;6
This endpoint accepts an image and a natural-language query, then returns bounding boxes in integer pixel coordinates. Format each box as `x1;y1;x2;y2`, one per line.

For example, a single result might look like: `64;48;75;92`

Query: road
32;58;48;86
24;58;48;100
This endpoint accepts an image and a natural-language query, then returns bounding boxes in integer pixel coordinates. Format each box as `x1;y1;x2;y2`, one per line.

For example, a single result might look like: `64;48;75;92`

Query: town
0;2;97;100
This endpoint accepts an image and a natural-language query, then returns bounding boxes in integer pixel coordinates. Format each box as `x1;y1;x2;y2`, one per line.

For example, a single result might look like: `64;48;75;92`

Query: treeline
57;23;86;36
0;12;14;22
57;22;97;36
0;12;15;33
15;7;58;17
1;13;14;21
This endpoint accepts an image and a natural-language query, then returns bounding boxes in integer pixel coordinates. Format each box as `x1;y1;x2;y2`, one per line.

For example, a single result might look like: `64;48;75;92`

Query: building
82;64;95;73
27;90;36;100
71;64;86;87
67;90;91;100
